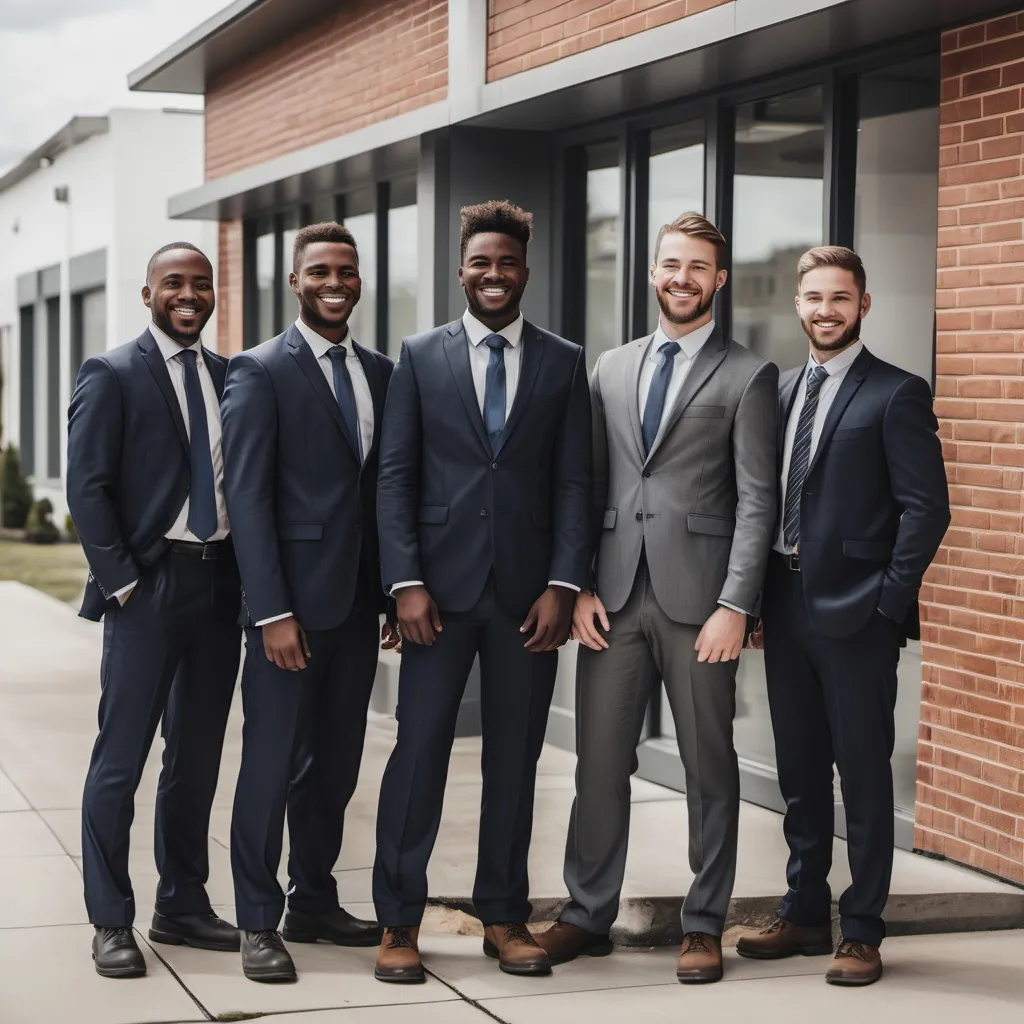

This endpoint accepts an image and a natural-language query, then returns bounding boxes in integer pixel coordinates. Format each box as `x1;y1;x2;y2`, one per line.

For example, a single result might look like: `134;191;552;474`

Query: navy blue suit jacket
66;329;228;621
777;347;950;640
377;318;592;616
220;324;393;631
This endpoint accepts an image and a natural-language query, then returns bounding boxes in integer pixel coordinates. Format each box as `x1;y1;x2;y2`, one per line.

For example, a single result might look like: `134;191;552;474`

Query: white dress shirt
774;340;864;554
391;308;578;596
638;319;716;440
114;324;229;602
294;317;375;458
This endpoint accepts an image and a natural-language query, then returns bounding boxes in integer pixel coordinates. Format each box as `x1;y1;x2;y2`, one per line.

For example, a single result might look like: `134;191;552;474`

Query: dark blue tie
179;349;217;542
327;344;363;460
483;334;509;454
782;363;829;549
641;340;681;455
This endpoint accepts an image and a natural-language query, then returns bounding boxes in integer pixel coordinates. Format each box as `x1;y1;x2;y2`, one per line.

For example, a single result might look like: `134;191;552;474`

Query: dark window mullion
272;213;285;335
711;102;735;340
628;127;651;342
824;71;859;248
376;181;390;356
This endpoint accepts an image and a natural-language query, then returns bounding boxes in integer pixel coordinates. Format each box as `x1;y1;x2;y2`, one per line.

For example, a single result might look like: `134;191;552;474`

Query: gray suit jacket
591;326;778;625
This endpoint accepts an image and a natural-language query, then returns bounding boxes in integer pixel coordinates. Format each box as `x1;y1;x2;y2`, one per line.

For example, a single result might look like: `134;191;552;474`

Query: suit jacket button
635;511;643;521
480;509;488;517
643;470;651;478
491;462;498;469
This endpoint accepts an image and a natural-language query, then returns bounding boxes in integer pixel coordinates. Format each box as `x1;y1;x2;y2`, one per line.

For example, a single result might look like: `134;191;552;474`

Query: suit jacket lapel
443;321;491;454
206;352;227;401
626;335;652;463
138;329;189;454
354;341;384;461
806;348;874;477
287;325;360;460
645;326;728;464
493;320;546;457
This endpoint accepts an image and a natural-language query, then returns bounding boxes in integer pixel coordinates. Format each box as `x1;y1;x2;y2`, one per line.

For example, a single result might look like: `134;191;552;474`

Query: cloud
0;0;141;32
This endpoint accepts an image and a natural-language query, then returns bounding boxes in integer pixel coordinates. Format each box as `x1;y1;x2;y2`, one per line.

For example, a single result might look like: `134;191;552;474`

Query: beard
151;307;205;345
657;287;715;326
297;292;355;334
464;286;521;324
801;313;862;354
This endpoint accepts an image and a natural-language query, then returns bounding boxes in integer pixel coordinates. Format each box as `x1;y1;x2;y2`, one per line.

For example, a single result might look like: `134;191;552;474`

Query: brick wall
217;219;244;357
205;0;447;180
487;0;729;80
916;13;1024;885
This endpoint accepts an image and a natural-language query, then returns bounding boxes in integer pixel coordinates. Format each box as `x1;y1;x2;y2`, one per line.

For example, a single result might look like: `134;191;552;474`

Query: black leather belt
786;551;800;572
168;539;228;560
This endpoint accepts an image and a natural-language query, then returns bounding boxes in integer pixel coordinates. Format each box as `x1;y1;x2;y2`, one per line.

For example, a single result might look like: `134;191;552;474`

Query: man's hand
572;591;610;651
745;618;764;651
381;617;403;653
521;586;575;652
262;615;311;671
695;606;746;664
396;586;442;646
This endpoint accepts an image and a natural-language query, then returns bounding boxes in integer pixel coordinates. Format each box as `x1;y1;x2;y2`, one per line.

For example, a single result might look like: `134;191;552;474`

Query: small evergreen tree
1;444;33;529
24;498;60;544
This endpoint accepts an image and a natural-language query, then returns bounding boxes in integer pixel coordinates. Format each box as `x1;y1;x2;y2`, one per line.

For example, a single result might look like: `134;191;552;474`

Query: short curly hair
292;221;359;272
460;200;533;262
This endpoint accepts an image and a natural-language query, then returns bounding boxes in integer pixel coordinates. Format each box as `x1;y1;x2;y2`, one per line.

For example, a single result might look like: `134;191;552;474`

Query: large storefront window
388;179;418;355
345;188;377;351
254;223;275;348
584;141;621;373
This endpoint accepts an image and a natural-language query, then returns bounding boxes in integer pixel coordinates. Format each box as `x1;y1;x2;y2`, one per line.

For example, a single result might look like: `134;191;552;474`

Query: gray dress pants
560;556;740;937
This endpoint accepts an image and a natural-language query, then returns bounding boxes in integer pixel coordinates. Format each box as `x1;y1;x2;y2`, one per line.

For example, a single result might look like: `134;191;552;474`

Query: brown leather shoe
676;931;723;984
374;926;425;984
535;921;613;965
482;923;552;976
736;917;833;960
825;939;883;986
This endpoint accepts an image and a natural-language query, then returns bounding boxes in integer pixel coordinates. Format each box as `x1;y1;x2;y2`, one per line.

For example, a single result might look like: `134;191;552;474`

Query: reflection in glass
647;122;705;332
855;56;939;383
255;227;275;346
388;203;418;354
346;211;377;350
732;87;824;374
281;208;300;328
585;141;621;373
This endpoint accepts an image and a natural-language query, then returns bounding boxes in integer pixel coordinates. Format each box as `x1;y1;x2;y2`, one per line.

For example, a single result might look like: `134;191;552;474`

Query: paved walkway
1;581;1021;1023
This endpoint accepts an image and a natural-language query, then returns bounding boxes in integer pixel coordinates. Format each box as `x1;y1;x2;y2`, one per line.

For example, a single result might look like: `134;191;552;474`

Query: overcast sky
0;0;224;173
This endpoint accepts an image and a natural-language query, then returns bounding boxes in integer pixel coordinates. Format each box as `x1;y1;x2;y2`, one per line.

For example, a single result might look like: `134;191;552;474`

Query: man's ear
715;268;728;292
142;285;152;309
860;291;872;319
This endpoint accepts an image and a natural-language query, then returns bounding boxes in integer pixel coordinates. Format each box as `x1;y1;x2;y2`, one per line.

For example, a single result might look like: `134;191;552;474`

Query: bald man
68;243;241;978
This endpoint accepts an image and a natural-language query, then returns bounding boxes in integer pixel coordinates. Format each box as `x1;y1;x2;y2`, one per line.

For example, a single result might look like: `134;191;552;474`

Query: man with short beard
221;222;396;982
736;247;949;987
69;243;241;977
537;213;777;984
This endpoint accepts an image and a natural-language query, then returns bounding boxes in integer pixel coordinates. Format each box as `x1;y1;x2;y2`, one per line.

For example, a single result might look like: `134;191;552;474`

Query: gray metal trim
69;249;107;293
0;116;108;196
16;272;38;307
448;0;488;123
39;266;61;300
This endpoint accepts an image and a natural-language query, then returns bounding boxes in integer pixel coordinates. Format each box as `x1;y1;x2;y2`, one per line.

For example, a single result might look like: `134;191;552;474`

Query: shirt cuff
254;612;293;627
549;580;582;592
718;600;750;617
390;581;424;596
112;580;138;600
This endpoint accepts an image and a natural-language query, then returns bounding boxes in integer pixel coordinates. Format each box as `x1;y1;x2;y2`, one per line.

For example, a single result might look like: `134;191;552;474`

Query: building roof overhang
0;116;108;196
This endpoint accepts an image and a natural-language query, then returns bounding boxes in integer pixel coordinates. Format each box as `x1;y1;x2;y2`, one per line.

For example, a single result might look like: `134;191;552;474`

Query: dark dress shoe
149;911;241;952
676;932;723;984
93;927;146;979
483;923;552;976
736;917;833;960
825;939;883;986
535;921;613;965
241;930;297;983
375;926;425;984
282;906;383;947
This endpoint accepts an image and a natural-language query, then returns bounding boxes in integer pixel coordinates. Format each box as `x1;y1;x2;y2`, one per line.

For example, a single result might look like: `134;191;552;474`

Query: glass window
280;209;300;328
647;122;705;332
45;296;60;479
388;180;418;355
18;306;34;476
345;187;377;351
255;224;275;346
732;87;825;373
308;194;337;224
584;141;622;373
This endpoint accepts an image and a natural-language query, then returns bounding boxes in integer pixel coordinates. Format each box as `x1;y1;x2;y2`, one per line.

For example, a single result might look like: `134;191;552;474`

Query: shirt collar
462;309;524;349
150;321;202;363
809;339;863;377
294;317;352;359
649;319;716;363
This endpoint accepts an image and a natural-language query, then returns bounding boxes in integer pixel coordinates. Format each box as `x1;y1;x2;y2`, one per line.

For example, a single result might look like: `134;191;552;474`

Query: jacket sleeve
878;375;951;623
720;360;779;614
220;353;291;623
549;344;593;589
588;352;609;587
376;341;423;589
66;358;138;598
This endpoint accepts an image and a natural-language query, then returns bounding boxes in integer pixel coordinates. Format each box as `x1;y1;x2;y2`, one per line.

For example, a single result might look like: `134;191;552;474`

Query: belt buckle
787;551;800;572
200;542;217;561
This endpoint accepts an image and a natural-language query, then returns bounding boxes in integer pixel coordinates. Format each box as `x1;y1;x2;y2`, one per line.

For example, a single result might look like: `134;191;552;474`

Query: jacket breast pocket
681;405;726;419
418;505;449;525
686;514;735;537
843;539;892;561
602;508;617;530
832;425;874;442
282;522;323;541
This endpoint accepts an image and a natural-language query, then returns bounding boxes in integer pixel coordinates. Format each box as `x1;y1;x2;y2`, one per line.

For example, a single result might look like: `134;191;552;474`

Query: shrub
1;444;33;529
24;498;60;544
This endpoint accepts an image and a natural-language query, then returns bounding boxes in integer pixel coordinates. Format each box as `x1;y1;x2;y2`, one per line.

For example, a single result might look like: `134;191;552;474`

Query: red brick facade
486;0;729;81
916;13;1024;885
217;219;244;357
204;0;447;180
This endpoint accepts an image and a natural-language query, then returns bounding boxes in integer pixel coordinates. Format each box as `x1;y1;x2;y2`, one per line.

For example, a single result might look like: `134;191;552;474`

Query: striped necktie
782;363;829;550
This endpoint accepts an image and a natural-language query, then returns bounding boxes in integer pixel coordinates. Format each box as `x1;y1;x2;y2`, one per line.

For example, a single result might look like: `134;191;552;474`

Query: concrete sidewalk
1;580;1022;1023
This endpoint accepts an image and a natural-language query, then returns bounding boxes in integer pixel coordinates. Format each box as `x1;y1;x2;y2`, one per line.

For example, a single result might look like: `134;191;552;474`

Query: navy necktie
641;340;681;455
782;363;829;549
179;349;217;542
483;333;509;453
327;344;363;460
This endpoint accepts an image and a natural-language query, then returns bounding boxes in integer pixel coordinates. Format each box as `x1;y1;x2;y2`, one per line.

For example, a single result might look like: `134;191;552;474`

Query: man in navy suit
221;222;395;982
372;200;592;983
736;247;950;986
68;243;241;978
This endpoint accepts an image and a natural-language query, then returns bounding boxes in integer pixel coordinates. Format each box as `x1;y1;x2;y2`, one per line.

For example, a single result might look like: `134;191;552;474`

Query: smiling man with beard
736;247;949;987
69;243;242;978
537;213;777;984
220;222;396;982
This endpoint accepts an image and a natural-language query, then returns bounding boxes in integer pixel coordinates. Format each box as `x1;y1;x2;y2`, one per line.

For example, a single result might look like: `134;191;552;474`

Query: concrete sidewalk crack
424;967;513;1023
140;933;217;1022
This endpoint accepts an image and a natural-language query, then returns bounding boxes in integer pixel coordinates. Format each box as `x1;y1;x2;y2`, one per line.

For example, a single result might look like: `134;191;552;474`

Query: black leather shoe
149;911;241;952
93;927;146;978
241;930;297;983
283;906;384;947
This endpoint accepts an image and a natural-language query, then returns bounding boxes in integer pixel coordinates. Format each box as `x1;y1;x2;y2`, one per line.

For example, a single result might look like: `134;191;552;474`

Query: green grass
0;536;88;603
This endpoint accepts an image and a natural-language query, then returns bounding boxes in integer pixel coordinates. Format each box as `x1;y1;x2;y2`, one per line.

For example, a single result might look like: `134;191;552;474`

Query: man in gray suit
538;213;777;983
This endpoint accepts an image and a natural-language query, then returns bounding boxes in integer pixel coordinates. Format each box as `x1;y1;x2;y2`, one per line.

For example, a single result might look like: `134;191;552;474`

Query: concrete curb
424;892;1024;947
